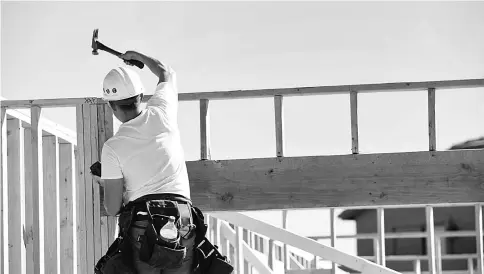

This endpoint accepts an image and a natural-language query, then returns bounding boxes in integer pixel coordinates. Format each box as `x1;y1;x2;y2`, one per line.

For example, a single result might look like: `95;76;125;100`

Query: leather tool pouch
190;206;233;274
138;201;187;269
94;208;136;274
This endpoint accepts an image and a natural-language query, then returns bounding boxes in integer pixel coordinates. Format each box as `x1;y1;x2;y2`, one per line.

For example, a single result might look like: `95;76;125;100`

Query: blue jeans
129;220;196;274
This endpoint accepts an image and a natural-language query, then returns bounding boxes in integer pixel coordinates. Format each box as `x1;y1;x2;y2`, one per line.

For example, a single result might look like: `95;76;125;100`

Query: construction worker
92;50;197;274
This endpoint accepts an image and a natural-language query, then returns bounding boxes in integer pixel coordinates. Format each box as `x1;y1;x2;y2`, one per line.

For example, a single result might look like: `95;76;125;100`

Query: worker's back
101;75;190;204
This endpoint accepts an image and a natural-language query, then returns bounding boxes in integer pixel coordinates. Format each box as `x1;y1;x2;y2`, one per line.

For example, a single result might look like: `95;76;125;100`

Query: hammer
91;29;144;69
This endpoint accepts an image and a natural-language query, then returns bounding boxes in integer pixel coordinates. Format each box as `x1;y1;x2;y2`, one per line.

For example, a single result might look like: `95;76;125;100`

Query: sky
2;0;484;267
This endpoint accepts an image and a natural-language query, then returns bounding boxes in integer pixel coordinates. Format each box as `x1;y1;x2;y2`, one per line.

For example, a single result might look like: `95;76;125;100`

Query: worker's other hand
91;174;105;188
120;51;144;65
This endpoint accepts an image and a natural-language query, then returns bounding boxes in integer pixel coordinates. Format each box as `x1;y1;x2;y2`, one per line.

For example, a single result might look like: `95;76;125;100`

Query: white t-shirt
101;68;190;204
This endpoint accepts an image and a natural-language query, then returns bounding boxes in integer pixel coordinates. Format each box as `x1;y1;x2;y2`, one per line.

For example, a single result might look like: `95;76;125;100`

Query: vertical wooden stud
282;210;289;271
200;99;211;160
82;104;95;270
90;104;102;262
413;259;421;274
350;91;359;154
428;88;436;151
268;239;274;270
377;208;386;266
235;225;244;274
42;134;58;274
7;118;24;274
475;204;483;274
274;95;284;157
23;125;34;274
75;105;87;274
426;206;437;274
0;108;6;274
59;141;74;274
30;106;42;274
330;208;337;274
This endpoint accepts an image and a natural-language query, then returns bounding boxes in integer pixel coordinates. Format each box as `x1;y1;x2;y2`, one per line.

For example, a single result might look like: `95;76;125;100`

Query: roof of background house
338;136;484;221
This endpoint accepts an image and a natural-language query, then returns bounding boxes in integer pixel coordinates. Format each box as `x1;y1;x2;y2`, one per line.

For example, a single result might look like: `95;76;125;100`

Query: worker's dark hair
109;94;143;112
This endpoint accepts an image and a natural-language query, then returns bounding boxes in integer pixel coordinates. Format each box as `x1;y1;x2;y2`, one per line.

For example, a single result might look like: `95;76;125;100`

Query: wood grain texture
96;104;109;254
59;143;74;274
7;118;24;274
75;105;87;274
82;104;95;271
274;95;284;157
23;127;34;274
42;135;58;274
90;104;102;262
188;150;484;211
30;106;42;274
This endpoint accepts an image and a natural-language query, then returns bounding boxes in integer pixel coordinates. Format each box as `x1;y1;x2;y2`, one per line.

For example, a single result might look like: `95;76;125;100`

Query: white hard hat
102;67;145;101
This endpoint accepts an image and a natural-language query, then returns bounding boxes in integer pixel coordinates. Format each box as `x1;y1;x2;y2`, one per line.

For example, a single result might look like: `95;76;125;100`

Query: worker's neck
121;108;143;123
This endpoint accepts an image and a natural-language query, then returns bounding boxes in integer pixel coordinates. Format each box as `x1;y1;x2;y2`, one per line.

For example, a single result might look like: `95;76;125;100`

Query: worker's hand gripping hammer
91;29;144;69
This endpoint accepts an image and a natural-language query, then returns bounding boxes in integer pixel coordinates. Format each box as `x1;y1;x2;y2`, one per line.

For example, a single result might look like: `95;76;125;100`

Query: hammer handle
97;42;145;69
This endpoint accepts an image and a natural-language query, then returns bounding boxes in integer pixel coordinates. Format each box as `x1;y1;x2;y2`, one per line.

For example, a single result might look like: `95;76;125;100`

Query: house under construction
1;78;483;274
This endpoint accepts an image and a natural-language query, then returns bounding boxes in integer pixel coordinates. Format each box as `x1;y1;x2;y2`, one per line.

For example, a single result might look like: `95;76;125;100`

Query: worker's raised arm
120;50;171;85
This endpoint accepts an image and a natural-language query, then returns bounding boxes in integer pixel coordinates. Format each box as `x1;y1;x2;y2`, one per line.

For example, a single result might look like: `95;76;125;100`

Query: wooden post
23;125;34;274
330;208;337;274
282;210;289;271
428;88;436;151
90;104;102;262
75;105;87;274
59;140;74;274
274;95;284;157
96;104;108;254
0;108;5;274
235;225;244;274
30;106;42;274
350;91;359;154
426;206;437;274
377;208;386;266
435;233;442;274
7;118;24;274
468;258;475;274
413;259;421;274
268;239;274;270
82;104;95;270
213;217;221;248
200;99;211;160
475;204;483;274
42;135;59;274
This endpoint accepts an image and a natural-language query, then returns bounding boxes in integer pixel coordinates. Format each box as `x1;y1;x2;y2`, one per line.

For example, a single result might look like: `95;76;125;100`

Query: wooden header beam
188;149;484;212
2;78;483;108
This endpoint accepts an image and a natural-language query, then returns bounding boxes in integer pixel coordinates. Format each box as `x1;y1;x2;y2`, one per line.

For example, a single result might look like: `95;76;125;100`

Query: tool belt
95;193;233;274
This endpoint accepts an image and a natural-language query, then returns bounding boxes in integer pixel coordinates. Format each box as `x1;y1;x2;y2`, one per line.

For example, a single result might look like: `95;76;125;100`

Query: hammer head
91;29;99;55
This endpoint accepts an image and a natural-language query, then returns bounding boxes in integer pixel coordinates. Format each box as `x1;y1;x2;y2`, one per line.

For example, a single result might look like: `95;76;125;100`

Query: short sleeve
101;144;123;180
146;66;178;127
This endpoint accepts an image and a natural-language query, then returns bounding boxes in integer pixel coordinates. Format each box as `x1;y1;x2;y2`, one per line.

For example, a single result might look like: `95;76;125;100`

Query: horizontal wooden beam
187;150;484;212
3;78;484;108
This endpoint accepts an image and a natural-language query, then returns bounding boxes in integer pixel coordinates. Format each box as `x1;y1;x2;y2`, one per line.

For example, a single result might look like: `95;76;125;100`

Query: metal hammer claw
91;29;144;69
